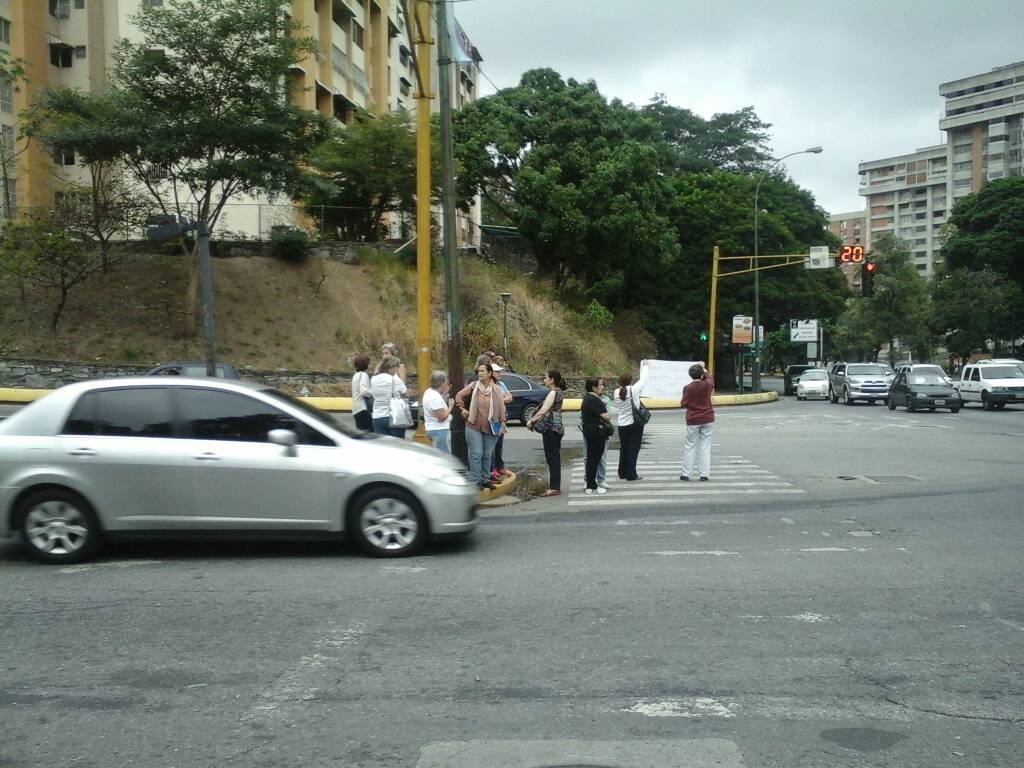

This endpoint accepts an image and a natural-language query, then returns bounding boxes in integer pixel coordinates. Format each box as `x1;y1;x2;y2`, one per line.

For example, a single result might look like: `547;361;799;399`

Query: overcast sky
452;0;1024;216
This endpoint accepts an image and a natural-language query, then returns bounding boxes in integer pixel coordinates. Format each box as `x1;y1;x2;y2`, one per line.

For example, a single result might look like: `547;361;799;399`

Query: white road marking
647;550;739;556
568;489;806;506
799;546;868;553
781;517;795;524
745;613;834;623
624;698;736;719
60;560;162;574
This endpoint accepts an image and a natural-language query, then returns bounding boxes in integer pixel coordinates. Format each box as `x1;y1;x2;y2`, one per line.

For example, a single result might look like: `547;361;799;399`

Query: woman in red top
680;362;715;481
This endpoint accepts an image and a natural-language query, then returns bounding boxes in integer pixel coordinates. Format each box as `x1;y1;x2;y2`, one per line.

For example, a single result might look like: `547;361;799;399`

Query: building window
352;21;364;49
142;0;164;7
1;125;14;157
0;17;10;45
75;46;87;59
74;0;85;8
954;178;971;188
953;161;972;171
0;80;11;113
50;44;74;68
53;148;75;166
49;0;71;19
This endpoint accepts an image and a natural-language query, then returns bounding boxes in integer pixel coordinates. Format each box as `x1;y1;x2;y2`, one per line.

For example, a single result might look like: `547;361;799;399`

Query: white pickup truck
956;361;1024;410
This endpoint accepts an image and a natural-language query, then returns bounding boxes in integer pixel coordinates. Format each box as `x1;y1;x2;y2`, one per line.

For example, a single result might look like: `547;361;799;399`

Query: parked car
895;363;949;380
977;358;1024;376
147;361;240;378
784;364;816;396
460;371;549;426
795;368;829;400
955;362;1024;410
828;362;895;405
0;378;477;564
887;370;962;413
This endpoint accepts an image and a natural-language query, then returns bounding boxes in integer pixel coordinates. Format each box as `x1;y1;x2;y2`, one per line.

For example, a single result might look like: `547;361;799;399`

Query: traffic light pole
707;246;809;380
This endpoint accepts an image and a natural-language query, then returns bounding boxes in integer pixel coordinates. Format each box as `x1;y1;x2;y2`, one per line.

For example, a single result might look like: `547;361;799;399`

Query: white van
956;362;1024;410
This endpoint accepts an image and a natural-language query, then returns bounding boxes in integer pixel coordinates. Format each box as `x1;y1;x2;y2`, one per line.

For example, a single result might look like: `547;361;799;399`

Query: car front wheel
521;403;539;427
843;388;854;406
887;397;897;411
829;387;838;404
16;488;102;564
348;486;427;558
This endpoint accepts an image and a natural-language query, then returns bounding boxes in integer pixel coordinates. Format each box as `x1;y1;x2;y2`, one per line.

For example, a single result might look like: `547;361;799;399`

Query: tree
453;69;678;292
0;53;30;221
305;111;439;242
942;177;1024;291
642;95;773;173
26;0;329;336
0;216;103;333
840;234;933;365
932;267;1023;361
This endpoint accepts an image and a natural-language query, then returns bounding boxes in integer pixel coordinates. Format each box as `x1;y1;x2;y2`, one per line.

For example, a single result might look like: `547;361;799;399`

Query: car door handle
68;448;96;457
192;452;221;461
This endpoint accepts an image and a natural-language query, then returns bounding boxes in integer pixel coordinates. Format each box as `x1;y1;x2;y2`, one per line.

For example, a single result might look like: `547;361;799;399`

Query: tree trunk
183;244;199;338
51;287;69;335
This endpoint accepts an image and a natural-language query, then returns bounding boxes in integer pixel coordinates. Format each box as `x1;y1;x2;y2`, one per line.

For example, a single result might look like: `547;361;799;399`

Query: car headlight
420;464;473;486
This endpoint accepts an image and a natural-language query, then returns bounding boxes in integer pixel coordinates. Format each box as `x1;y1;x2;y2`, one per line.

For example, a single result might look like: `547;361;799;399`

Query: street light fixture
752;146;823;393
499;292;512;359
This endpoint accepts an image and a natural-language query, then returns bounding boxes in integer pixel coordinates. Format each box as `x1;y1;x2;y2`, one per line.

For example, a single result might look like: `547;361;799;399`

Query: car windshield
800;370;827;380
262;389;363;437
909;374;946;385
848;364;887;375
980;366;1024;380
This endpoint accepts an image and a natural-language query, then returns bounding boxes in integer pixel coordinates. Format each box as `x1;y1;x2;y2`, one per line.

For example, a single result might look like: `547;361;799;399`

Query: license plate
934;400;945;405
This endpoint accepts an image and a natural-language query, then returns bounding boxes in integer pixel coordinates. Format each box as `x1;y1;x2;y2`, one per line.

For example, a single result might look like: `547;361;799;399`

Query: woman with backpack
615;365;649;482
525;370;566;497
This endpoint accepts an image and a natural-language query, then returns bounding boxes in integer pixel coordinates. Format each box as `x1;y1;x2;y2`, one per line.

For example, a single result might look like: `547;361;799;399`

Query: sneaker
596;487;608;494
699;476;709;482
490;470;501;481
627;476;643;482
679;475;690;482
598;481;610;489
498;468;513;477
540;489;561;497
584;488;596;495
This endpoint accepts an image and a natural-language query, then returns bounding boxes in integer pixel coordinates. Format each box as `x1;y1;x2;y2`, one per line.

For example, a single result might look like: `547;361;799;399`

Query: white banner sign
639;359;701;399
808;246;831;270
789;319;818;342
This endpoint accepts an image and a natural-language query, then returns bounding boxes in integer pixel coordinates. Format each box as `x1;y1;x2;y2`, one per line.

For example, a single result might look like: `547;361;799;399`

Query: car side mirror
269;429;298;457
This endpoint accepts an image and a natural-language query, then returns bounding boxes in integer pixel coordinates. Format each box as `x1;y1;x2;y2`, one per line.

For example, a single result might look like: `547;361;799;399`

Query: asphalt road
1;392;1022;767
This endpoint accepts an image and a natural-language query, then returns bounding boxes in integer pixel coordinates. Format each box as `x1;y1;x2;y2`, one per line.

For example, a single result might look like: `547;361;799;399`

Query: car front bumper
797;386;829;399
910;396;962;407
420;483;479;536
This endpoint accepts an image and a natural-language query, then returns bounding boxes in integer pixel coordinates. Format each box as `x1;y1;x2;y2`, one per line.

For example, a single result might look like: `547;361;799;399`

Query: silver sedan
0;378;478;563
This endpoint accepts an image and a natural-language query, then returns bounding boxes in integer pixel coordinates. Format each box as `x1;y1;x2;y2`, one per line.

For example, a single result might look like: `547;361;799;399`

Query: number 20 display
840;245;864;263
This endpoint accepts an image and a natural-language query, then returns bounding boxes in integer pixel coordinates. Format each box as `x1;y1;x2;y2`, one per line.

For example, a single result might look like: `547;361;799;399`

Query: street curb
477;472;517;504
0;391;779;408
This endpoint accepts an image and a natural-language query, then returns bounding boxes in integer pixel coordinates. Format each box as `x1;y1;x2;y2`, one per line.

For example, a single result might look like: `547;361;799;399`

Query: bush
584;300;614;330
270;227;313;263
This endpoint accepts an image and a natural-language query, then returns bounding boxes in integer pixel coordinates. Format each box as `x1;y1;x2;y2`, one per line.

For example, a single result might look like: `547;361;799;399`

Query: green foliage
583;299;614;330
453;69;678;292
642;95;773;173
0;217;104;333
306;112;440;241
270;227;313;263
931;267;1023;360
942;177;1024;291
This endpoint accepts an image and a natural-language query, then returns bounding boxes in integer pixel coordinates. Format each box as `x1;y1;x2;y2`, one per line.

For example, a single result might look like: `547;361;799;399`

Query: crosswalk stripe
572;481;793;489
567;489;807;506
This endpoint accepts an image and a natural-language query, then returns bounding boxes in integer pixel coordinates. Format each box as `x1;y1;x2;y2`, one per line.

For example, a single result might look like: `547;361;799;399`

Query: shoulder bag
388;376;414;429
630;388;652;425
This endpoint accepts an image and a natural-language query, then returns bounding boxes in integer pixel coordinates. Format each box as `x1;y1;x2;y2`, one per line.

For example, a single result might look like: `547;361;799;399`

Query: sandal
540;489;561;497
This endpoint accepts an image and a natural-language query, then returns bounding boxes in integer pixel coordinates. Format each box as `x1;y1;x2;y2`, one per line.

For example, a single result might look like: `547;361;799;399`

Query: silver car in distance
0;378;478;564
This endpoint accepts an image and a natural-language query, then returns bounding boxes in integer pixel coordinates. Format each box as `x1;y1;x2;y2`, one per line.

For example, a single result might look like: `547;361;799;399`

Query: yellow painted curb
304;396;352;412
477;471;517;503
0;388;51;404
713;392;778;406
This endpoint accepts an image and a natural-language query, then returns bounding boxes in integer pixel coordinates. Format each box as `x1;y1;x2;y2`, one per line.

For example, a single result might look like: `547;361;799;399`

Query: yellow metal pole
708;245;719;375
412;0;433;445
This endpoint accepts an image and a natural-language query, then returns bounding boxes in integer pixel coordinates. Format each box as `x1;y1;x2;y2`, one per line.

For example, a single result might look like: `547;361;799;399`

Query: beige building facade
0;0;483;242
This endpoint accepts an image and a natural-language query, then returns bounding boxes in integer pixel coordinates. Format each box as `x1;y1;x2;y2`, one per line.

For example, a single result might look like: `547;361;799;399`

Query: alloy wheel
359;498;420;552
24;500;91;557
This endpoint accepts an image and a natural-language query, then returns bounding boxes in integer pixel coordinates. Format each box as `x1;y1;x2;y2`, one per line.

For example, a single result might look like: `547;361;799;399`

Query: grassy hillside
0;248;655;383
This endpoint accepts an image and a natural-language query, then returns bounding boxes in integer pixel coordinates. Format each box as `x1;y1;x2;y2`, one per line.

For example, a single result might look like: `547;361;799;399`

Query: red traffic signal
861;259;876;296
864;261;876;273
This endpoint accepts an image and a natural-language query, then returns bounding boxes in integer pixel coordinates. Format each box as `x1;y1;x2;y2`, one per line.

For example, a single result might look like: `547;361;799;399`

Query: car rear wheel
16;488;102;564
521;403;539;427
347;486;427;558
982;392;993;411
907;401;916;413
829;387;838;404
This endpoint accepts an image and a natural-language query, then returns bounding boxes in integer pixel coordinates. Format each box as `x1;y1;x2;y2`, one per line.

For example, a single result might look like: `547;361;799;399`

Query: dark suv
783;365;815;396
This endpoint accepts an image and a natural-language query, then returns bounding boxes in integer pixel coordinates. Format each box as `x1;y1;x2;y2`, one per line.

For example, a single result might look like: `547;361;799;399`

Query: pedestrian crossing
567;454;805;508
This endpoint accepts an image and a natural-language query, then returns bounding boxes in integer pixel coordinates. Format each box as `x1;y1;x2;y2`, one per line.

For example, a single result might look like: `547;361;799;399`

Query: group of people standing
350;344;717;497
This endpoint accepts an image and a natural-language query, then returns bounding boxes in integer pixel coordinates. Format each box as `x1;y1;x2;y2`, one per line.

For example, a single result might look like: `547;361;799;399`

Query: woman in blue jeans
455;362;507;489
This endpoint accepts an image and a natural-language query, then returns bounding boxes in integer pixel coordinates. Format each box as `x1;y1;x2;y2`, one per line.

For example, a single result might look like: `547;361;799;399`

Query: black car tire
843;388;854;406
520;403;539;427
982;392;993;411
887;397;897;411
995;402;1006;410
347;486;427;558
15;488;102;564
907;401;916;413
829;387;838;404
950;407;960;414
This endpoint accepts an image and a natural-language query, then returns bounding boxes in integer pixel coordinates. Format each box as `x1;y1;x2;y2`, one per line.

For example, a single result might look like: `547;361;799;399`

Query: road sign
732;315;753;344
808;246;830;269
790;319;818;342
807;342;818;359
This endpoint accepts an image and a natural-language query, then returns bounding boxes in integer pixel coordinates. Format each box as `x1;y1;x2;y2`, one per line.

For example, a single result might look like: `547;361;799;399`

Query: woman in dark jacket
580;378;612;494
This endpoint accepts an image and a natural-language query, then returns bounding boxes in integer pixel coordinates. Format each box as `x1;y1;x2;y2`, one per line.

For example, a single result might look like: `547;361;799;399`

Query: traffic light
699;331;709;342
861;259;876;297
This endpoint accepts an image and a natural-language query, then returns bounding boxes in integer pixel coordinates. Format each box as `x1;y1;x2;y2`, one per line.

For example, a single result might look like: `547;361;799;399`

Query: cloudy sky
452;0;1024;216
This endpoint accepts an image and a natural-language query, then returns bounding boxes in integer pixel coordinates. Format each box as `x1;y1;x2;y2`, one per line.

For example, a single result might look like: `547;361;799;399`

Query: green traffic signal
699;331;709;342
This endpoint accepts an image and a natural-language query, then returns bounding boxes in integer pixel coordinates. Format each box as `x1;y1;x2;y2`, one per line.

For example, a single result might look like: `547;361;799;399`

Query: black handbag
630;389;652;425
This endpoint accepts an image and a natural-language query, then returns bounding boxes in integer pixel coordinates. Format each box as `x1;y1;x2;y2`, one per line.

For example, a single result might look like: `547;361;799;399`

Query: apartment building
827;210;866;290
855;61;1024;277
857;145;949;275
0;0;483;241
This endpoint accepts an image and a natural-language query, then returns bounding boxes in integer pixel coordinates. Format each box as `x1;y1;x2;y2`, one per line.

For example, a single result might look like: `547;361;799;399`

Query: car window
911;375;944;385
969;368;979;381
176;388;333;445
801;370;827;380
981;366;1023;379
63;387;174;437
502;374;530;391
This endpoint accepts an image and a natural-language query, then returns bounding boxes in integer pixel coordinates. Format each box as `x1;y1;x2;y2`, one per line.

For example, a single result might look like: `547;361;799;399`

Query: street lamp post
500;292;512;359
752;146;823;393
